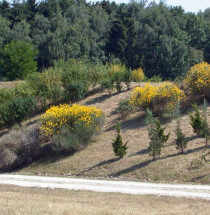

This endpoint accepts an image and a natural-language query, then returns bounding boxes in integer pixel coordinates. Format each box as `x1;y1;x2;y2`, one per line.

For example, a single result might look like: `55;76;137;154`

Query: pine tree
111;122;128;158
190;103;204;136
145;109;169;160
155;120;170;146
201;99;210;146
174;102;187;153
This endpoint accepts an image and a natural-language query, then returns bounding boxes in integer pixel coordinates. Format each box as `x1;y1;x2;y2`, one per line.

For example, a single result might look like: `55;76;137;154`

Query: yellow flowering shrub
184;62;210;98
130;82;185;111
40;104;104;136
132;67;145;82
130;83;156;109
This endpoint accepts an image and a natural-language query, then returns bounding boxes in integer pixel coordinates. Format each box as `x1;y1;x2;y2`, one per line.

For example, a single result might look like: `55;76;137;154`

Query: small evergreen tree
145;109;169;160
174;102;187;153
112;122;128;158
201;99;210;146
190;103;204;136
155;120;170;146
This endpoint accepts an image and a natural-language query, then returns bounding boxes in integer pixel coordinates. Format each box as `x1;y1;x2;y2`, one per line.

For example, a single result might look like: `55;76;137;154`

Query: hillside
14;83;210;184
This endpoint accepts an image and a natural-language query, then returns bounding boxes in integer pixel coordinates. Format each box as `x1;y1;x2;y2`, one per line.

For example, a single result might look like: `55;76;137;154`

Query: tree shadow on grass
129;148;149;157
84;92;120;106
110;145;209;177
105;112;146;132
77;157;121;176
191;174;210;183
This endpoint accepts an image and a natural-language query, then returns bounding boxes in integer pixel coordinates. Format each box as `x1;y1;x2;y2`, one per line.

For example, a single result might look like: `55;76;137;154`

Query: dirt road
0;174;210;200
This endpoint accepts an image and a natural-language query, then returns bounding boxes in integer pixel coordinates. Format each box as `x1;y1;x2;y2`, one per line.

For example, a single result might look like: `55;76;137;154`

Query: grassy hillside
11;83;210;184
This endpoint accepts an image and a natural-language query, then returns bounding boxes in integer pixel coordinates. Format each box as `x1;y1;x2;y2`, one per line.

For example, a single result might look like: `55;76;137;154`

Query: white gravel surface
0;174;210;200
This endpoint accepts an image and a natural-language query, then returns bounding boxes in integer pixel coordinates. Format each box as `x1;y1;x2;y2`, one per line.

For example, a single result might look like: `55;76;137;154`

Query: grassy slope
12;82;210;184
0;185;210;215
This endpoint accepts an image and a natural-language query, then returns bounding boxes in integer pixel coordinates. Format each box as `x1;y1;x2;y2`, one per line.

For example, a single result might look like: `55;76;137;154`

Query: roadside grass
0;185;210;215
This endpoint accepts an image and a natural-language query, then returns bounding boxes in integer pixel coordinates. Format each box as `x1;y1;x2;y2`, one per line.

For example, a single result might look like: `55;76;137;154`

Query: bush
40;104;104;152
130;82;185;112
131;67;145;83
26;68;63;105
108;64;126;93
0;88;15;103
111;122;128;158
184;62;210;98
117;99;134;119
0;96;37;128
147;75;162;82
100;77;114;94
0;126;43;170
123;68;132;90
64;81;88;101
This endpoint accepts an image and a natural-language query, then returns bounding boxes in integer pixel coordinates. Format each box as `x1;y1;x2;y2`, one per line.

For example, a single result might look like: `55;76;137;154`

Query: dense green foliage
0;0;209;79
0;95;37;128
0;41;38;80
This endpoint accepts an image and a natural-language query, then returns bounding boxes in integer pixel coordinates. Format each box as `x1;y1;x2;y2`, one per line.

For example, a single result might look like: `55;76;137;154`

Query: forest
0;0;210;80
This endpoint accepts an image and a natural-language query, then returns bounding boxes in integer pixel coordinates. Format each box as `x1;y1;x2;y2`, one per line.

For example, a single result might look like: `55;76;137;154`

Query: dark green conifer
112;122;128;158
190;104;204;136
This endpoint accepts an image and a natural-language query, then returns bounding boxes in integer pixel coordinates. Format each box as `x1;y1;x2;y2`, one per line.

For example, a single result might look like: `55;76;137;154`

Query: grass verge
0;184;210;215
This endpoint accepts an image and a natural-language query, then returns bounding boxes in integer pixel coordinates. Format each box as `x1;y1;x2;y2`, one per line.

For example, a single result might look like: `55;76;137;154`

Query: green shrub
26;68;63;105
117;99;134;118
100;78;114;95
111;122;128;158
123;68;132;90
148;75;163;82
65;81;88;101
0;88;15;103
0;96;37;128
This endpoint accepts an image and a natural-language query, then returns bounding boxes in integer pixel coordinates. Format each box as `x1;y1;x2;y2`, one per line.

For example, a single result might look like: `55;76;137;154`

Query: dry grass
0;184;210;215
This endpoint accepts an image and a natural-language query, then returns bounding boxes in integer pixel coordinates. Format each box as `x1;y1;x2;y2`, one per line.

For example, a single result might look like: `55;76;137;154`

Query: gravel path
0;174;210;200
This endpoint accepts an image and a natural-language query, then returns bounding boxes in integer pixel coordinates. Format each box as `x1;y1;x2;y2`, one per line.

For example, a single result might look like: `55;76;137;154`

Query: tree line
0;0;210;79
